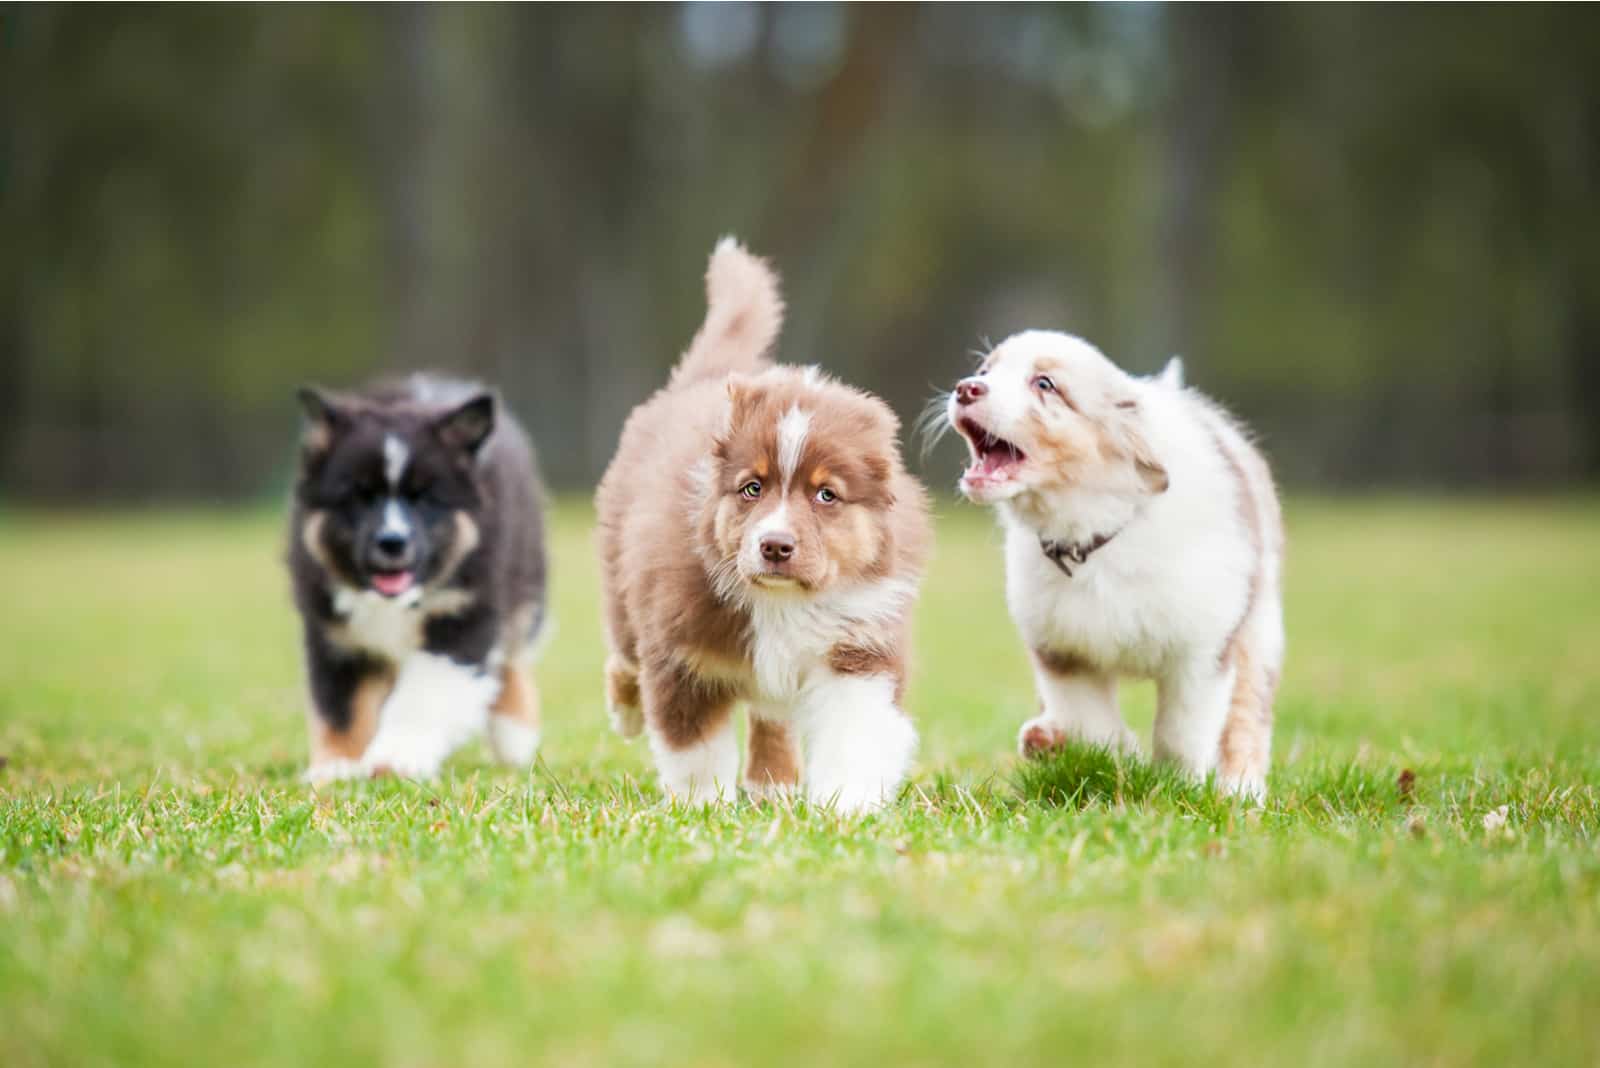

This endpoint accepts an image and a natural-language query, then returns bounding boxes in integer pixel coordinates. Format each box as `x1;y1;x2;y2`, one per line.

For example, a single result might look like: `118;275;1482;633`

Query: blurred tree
0;3;1595;500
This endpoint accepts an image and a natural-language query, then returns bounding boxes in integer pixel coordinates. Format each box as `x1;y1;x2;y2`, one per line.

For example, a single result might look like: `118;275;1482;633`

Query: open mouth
369;570;416;598
956;416;1027;485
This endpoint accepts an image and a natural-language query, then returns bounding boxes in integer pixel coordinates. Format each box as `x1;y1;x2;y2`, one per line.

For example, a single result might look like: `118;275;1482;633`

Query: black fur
288;374;547;743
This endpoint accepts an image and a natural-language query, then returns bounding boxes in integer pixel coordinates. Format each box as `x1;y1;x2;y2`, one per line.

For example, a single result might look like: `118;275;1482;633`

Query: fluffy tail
668;237;784;389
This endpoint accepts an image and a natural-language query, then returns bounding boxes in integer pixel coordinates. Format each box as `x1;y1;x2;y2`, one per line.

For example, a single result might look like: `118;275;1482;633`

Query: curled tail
668;237;784;389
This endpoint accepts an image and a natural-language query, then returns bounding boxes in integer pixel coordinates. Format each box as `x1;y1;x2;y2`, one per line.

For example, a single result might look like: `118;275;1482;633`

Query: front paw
304;758;366;785
358;732;445;780
1019;717;1070;759
1018;716;1139;759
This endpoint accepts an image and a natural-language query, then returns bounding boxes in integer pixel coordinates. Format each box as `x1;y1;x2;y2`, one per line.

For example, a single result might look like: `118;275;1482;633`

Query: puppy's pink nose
759;533;795;563
956;378;987;406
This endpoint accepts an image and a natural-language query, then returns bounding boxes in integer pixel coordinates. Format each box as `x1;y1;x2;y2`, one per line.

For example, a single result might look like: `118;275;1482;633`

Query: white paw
304;758;365;785
358;730;446;780
487;716;541;767
1018;715;1139;759
1219;772;1267;803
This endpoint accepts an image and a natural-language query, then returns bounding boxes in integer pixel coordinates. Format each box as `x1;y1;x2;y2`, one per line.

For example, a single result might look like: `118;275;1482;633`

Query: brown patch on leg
828;644;907;703
641;657;739;751
744;717;800;797
308;668;392;765
487;660;542;766
1033;645;1095;677
491;661;541;731
605;653;644;737
1217;642;1273;794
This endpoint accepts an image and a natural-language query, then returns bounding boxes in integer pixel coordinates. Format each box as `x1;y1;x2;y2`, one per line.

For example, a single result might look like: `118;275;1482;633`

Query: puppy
289;375;547;782
596;239;931;812
946;331;1283;798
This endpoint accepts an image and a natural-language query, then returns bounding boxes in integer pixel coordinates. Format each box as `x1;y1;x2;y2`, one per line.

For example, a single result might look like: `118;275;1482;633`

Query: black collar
1040;530;1117;578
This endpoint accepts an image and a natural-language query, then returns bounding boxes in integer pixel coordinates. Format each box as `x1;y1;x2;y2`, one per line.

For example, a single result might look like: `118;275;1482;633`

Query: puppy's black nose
759;533;795;563
374;532;410;560
956;378;987;406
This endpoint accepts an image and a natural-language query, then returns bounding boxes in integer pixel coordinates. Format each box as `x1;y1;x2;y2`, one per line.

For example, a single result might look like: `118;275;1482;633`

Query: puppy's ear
1106;397;1168;494
862;453;899;507
715;376;760;456
296;386;350;454
434;392;496;455
725;375;760;423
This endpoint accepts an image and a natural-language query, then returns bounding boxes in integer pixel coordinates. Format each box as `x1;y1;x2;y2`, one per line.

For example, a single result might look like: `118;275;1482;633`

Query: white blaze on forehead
383;434;410;489
776;406;811;490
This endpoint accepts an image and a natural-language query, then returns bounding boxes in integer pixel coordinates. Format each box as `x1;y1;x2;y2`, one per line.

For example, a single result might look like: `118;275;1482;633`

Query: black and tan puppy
289;375;547;782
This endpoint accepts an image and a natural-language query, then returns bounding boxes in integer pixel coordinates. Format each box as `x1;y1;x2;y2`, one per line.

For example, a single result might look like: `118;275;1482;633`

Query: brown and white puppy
946;331;1284;798
290;375;547;782
596;239;931;812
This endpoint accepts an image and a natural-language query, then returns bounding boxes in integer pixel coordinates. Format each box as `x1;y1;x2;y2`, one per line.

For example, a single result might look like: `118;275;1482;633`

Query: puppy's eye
739;480;762;500
1033;375;1056;394
815;487;838;504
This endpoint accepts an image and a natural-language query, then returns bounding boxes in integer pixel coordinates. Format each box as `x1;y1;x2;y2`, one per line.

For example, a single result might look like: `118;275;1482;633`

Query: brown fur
491;661;541;735
1020;720;1070;758
599;366;928;751
1217;641;1273;785
640;658;740;749
744;718;801;794
307;667;392;763
606;654;641;715
1033;646;1097;677
595;244;929;776
1208;421;1284;785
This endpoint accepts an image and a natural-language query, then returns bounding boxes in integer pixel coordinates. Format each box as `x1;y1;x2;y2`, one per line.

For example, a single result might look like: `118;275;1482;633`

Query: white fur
741;501;793;578
358;652;500;779
796;674;916;814
1153;659;1235;775
303;757;365;785
1021;665;1139;755
744;576;916;700
327;582;476;663
1154;356;1185;388
486;715;541;767
331;584;424;662
649;715;739;805
649;575;918;810
383;434;410;488
381;498;411;539
776;406;810;489
955;330;1283;795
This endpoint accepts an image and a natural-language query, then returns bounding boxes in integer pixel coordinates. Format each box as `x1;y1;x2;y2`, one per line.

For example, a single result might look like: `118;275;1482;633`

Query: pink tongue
980;449;1016;476
371;571;415;597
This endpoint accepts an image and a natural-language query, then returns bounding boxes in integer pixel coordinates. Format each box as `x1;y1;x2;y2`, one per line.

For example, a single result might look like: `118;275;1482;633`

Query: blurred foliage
2;4;1597;500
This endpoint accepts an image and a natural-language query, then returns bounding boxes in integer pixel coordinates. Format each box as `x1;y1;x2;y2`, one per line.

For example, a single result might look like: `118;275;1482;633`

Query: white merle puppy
946;331;1284;798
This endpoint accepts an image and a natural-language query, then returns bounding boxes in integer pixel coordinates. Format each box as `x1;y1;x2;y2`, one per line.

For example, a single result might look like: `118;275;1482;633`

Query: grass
3;497;1599;1066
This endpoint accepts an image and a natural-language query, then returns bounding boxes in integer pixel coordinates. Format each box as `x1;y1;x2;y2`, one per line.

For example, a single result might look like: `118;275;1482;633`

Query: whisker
915;390;956;463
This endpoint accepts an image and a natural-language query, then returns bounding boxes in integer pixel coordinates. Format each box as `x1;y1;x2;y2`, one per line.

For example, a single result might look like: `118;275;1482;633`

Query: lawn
2;498;1598;1066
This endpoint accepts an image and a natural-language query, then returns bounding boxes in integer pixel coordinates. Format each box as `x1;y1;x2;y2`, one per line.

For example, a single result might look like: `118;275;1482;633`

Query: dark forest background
3;4;1597;502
